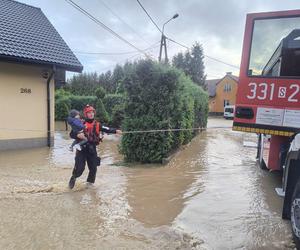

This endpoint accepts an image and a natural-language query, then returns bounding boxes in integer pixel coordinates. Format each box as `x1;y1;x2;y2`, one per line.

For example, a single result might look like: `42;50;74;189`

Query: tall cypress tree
189;43;206;87
112;64;124;93
172;52;185;71
172;42;206;89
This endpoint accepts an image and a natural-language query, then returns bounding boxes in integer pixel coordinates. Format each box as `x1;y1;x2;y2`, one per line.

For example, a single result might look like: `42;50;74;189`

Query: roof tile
0;0;83;72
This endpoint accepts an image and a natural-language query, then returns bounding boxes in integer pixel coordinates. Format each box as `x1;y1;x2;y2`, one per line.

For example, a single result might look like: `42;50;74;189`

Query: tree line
62;42;206;95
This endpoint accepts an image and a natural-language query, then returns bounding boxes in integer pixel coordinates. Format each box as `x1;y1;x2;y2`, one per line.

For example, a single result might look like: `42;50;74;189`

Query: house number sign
20;88;32;94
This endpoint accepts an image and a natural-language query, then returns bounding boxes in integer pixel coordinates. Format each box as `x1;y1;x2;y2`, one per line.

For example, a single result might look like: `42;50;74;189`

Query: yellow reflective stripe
232;126;294;136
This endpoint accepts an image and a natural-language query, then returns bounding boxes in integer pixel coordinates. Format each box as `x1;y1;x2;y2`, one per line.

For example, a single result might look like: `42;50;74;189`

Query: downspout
47;66;56;147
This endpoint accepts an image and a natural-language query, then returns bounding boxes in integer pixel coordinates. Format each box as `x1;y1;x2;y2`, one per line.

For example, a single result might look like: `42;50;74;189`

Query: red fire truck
233;10;300;247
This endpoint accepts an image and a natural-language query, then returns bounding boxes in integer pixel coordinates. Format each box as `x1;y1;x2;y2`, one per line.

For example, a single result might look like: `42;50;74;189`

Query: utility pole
158;13;179;63
158;34;168;63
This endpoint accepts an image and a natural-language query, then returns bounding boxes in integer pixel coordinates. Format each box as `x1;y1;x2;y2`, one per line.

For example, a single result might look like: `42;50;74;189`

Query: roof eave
0;55;83;73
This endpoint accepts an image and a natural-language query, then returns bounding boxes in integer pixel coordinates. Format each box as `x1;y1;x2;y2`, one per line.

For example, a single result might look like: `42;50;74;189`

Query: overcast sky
18;0;300;79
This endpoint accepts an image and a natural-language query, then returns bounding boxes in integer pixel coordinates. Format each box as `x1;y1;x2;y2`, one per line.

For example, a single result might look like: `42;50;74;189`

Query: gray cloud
18;0;300;79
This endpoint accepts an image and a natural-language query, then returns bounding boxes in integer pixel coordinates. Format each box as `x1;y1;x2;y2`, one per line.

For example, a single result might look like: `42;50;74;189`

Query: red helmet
83;104;96;117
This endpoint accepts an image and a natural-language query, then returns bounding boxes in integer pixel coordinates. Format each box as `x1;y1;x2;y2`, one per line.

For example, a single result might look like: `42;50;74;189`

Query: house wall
0;61;55;150
209;97;216;113
213;76;238;113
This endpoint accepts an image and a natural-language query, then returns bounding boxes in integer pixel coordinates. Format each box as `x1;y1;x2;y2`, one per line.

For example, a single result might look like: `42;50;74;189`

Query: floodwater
0;118;295;250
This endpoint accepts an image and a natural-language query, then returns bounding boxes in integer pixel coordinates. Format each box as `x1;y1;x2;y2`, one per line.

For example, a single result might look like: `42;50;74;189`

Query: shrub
55;88;72;100
95;87;106;99
120;59;208;163
55;97;70;121
103;94;126;115
95;99;109;123
69;95;97;112
55;90;97;120
111;104;125;128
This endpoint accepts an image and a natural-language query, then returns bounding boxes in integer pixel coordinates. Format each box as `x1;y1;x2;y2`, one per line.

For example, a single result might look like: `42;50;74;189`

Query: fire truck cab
233;10;300;247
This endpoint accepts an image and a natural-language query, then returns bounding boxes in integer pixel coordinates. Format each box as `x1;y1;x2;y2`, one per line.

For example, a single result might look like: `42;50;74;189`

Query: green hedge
55;90;117;124
111;104;125;128
103;94;126;127
55;97;70;121
120;60;208;163
103;94;126;114
55;90;97;120
69;95;97;112
95;99;109;123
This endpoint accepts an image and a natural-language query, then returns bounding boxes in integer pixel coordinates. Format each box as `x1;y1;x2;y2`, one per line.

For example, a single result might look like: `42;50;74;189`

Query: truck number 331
247;82;300;102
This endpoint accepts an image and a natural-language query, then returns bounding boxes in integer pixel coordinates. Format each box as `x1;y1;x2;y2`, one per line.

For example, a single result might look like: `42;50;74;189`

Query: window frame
247;14;300;79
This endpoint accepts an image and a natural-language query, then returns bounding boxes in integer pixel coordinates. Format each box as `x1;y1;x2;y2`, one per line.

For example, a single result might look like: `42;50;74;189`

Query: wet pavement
0;118;295;249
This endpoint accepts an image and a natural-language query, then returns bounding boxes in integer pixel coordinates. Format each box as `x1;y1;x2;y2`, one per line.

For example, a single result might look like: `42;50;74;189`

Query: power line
74;41;160;56
204;55;240;69
65;0;150;57
97;52;143;73
166;37;189;49
166;37;240;69
73;42;160;76
74;51;139;56
122;126;231;134
66;0;239;71
206;70;228;78
206;74;223;79
97;0;151;46
76;42;161;74
135;0;239;69
0;126;231;134
136;0;162;33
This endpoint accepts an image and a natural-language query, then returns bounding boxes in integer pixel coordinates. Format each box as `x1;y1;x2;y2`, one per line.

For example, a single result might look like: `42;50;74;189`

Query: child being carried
67;109;88;151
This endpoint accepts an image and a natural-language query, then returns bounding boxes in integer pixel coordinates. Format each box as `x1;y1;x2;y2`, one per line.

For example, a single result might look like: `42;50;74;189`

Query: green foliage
54;89;124;123
172;42;206;88
103;94;126;114
95;87;106;99
99;71;113;93
55;89;97;120
55;88;72;100
116;81;125;94
121;116;172;163
66;72;99;96
55;89;71;121
95;99;109;123
55;98;70;121
103;94;126;127
56;64;127;122
69;95;97;112
112;64;124;93
111;104;125;128
55;56;208;165
189;81;209;130
120;59;208;163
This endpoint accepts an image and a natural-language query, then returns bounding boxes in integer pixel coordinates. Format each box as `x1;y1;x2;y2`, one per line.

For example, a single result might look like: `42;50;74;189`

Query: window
225;108;234;113
224;100;230;107
248;16;300;77
223;83;231;92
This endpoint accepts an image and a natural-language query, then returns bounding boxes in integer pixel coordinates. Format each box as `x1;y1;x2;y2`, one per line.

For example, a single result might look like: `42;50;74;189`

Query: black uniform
71;119;117;184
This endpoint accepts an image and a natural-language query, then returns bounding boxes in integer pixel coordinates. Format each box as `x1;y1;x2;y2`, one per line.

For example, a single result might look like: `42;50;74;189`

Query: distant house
0;0;83;150
205;72;239;115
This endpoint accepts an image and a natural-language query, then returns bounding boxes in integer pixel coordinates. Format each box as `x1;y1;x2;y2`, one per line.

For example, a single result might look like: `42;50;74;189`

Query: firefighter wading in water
69;104;122;189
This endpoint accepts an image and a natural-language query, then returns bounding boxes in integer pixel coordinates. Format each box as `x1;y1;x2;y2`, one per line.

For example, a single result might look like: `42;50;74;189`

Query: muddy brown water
0;118;295;249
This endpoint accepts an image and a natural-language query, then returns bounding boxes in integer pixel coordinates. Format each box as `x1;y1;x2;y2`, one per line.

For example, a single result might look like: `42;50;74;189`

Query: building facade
0;0;83;150
206;72;239;115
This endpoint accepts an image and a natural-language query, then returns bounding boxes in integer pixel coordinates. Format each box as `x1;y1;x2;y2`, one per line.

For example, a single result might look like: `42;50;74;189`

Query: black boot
69;175;76;189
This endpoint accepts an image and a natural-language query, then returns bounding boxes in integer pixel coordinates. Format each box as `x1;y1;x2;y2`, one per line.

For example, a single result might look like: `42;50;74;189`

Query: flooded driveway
0;118;295;249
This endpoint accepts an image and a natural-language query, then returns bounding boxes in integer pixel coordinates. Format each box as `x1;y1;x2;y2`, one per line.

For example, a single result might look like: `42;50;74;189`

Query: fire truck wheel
291;179;300;248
